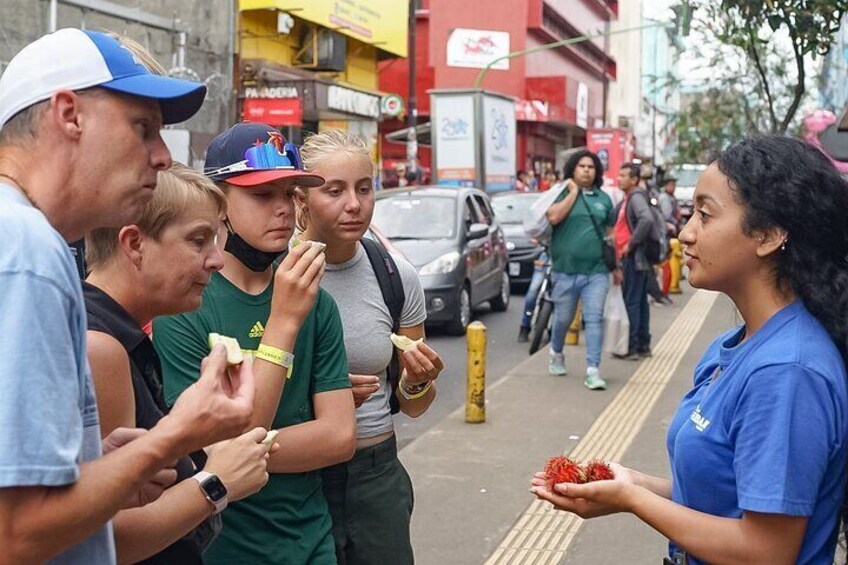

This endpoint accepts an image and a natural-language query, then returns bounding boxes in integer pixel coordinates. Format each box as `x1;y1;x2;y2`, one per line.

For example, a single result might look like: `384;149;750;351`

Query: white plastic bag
522;181;568;241
603;284;630;356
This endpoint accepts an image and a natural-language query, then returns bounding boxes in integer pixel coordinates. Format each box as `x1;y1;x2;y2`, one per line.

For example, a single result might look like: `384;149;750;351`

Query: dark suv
372;186;510;335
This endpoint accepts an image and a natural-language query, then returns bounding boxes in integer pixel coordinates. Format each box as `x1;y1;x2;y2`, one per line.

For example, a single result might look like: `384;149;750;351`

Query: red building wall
427;0;529;97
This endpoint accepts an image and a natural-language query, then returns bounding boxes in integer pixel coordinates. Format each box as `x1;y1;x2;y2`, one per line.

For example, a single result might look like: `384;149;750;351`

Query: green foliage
671;0;848;143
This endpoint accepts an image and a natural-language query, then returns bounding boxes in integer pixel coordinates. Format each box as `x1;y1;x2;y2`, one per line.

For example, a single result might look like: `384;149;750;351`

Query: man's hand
164;346;256;453
612;268;623;286
204;427;273;502
565;179;578;195
621;242;631;257
349;374;380;408
268;242;326;330
102;428;177;508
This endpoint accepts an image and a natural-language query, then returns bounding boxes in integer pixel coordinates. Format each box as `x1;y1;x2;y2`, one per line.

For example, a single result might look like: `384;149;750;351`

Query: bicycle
528;251;554;355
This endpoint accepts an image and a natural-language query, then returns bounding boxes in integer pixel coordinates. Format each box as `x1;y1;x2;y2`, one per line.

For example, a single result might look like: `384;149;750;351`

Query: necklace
0;171;40;212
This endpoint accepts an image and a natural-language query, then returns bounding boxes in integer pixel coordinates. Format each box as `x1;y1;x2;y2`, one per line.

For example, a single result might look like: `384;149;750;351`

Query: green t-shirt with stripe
550;188;614;275
153;271;349;565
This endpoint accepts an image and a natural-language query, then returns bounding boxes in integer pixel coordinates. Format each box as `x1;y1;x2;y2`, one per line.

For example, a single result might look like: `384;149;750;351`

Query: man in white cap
0;29;258;563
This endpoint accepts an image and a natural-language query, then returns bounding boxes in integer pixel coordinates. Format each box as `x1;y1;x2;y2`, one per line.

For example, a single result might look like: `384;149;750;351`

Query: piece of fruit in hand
544;456;586;488
207;333;245;365
291;237;327;253
262;429;279;448
390;333;424;352
583;460;615;482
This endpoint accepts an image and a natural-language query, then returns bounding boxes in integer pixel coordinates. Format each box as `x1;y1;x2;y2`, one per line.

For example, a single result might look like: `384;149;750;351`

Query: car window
471;195;492;225
491;193;542;224
373;195;458;239
464;197;479;227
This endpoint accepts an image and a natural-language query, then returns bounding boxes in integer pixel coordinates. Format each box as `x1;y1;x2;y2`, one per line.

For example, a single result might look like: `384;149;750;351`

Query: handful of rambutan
543;457;615;489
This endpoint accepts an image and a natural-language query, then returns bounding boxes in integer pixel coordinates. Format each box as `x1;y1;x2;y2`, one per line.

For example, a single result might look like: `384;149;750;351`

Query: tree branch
746;24;779;132
779;9;806;134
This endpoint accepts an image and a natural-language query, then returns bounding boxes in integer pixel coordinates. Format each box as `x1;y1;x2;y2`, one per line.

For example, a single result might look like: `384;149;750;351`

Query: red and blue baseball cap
0;28;206;128
204;122;324;187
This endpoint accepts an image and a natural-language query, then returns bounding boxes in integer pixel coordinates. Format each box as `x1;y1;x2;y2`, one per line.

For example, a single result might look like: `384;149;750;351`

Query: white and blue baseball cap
0;28;206;129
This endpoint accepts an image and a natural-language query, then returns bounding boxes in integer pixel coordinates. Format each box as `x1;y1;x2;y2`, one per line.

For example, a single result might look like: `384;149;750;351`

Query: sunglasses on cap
206;134;305;179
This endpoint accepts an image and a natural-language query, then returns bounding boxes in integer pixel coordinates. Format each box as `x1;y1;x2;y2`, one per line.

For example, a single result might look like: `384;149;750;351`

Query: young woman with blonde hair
295;129;445;564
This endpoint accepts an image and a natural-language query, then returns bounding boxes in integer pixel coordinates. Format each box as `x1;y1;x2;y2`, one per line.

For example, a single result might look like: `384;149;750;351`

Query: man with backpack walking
613;163;659;360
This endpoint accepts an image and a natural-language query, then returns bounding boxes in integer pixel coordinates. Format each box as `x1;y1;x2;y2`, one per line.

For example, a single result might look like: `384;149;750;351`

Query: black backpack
624;189;669;265
360;237;406;414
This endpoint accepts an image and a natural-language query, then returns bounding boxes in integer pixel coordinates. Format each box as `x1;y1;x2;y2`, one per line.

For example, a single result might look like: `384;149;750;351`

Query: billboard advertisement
483;94;516;192
587;128;635;189
446;28;510;70
239;0;408;57
433;94;477;186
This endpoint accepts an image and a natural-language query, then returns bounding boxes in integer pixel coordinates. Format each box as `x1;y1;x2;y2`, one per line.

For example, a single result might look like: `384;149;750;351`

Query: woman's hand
529;462;638;519
349;374;380;408
401;342;444;387
204;427;275;502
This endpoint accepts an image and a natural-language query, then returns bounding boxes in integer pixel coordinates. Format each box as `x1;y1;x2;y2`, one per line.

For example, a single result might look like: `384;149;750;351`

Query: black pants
622;256;651;353
322;435;415;565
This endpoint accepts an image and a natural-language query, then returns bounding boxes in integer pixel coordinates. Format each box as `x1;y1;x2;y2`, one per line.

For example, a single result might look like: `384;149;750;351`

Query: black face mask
224;224;284;272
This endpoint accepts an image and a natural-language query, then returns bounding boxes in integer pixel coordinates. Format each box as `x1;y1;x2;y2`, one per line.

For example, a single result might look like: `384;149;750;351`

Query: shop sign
515;99;549;122
447;28;510;70
327;85;381;119
381;94;404;117
240;0;409;57
242;98;303;126
244;86;299;99
576;82;589;129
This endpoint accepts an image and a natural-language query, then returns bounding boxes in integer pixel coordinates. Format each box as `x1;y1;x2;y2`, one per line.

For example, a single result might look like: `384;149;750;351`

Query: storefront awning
385;123;431;147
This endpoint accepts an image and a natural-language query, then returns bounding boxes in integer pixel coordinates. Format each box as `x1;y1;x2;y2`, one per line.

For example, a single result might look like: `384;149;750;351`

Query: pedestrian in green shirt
545;150;614;390
154;122;356;564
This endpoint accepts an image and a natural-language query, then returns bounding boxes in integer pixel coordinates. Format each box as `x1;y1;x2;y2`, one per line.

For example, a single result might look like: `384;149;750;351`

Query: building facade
638;19;679;167
237;0;408;163
378;0;618;183
0;0;237;165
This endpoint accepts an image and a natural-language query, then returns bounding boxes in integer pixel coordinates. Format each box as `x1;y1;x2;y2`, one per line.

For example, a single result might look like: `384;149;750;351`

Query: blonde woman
85;164;272;564
295;130;445;564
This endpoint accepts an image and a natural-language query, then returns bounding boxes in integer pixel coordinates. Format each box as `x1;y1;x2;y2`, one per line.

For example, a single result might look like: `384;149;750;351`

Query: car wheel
490;270;510;312
446;285;472;335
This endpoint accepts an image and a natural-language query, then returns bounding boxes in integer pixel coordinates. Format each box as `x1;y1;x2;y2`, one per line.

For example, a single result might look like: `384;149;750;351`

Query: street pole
651;28;658;165
406;0;418;177
474;22;670;89
49;0;58;32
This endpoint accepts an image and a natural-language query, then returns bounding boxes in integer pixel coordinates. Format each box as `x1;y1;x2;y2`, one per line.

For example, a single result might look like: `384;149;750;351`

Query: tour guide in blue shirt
530;136;848;564
0;29;257;563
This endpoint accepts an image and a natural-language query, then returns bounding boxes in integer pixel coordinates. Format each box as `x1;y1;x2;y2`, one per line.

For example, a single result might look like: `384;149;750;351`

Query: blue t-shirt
0;183;115;564
667;301;848;564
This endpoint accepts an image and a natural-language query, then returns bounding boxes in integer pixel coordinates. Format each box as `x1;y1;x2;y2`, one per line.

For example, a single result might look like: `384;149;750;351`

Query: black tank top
84;282;220;564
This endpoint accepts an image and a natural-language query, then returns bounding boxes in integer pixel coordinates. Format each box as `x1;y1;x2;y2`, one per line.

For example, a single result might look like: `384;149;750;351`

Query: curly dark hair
715;135;848;363
563;149;604;188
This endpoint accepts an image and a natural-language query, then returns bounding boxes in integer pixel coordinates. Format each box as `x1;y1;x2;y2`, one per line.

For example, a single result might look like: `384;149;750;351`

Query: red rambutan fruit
583;460;615;482
544;456;587;488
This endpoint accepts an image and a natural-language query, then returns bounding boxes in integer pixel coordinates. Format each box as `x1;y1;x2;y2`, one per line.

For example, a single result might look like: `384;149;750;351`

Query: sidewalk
399;286;740;565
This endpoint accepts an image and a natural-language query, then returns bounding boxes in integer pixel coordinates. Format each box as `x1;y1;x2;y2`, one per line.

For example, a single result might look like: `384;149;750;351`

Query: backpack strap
361;237;406;414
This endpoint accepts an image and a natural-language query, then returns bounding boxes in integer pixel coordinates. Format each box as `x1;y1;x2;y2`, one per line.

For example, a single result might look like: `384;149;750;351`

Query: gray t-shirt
321;244;426;439
0;184;115;563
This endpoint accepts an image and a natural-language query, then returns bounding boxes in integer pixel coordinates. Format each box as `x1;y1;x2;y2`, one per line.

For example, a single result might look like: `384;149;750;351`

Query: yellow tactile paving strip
485;289;720;565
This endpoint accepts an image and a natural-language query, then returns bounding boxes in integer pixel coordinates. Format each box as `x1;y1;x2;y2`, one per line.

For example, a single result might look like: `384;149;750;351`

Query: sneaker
584;367;607;390
612;350;640;361
549;352;567;376
517;325;530;343
637;348;653;358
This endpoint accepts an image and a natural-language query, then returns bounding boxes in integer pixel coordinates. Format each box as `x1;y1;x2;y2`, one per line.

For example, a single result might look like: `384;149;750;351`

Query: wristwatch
192;471;228;514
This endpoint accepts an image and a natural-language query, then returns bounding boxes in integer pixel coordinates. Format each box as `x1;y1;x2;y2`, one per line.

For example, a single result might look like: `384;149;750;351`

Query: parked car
490;191;545;290
670;164;706;224
372;186;510;335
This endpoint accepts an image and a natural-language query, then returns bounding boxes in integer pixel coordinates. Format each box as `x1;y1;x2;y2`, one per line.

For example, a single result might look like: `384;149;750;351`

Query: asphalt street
395;290;529;450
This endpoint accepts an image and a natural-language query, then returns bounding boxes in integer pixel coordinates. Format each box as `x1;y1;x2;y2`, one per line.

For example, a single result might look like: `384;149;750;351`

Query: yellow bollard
566;302;581;345
466;321;486;423
669;238;683;294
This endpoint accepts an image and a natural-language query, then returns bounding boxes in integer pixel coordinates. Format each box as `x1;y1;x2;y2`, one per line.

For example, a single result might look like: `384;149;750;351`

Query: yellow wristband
255;344;294;379
398;376;432;401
